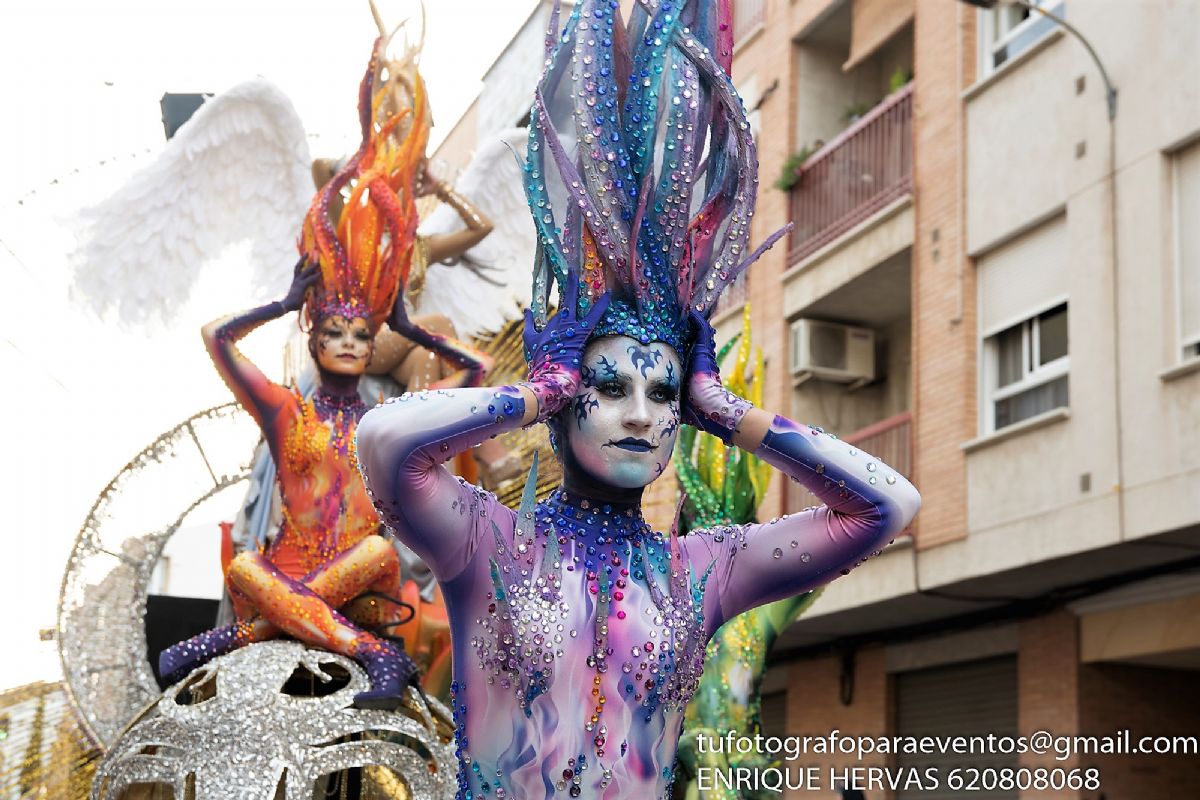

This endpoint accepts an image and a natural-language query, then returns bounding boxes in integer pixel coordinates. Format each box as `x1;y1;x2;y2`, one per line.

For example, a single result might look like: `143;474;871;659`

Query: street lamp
961;0;1128;540
962;0;1117;119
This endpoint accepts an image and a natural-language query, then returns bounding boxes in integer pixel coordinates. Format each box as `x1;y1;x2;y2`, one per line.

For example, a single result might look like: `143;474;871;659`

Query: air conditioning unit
790;319;875;384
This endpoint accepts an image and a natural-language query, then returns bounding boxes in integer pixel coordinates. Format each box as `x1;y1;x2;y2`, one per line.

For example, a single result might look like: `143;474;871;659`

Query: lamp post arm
1018;0;1117;118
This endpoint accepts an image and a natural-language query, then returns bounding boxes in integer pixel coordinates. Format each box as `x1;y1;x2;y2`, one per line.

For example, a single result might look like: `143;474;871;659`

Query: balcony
788;411;913;513
788;83;913;265
847;410;912;478
733;0;766;43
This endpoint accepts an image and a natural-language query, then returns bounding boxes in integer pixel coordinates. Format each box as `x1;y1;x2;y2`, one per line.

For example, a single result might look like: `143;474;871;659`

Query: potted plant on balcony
889;66;914;93
843;100;875;125
774;144;814;191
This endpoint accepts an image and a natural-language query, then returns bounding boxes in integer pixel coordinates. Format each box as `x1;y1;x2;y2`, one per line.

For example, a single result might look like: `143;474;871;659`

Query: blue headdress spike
526;0;785;351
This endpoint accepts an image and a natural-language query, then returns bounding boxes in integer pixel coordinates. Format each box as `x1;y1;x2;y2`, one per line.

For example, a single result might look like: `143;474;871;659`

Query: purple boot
158;624;246;685
351;638;421;710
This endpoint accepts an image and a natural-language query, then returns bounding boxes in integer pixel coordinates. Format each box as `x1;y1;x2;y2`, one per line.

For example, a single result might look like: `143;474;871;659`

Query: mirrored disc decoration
57;402;258;748
91;641;457;799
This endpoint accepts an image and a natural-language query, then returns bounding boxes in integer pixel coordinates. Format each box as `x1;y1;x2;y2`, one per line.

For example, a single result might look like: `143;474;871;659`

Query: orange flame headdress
300;33;430;333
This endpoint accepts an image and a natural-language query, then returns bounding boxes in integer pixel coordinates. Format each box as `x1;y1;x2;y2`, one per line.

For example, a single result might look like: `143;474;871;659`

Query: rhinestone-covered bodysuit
356;386;921;799
448;486;714;797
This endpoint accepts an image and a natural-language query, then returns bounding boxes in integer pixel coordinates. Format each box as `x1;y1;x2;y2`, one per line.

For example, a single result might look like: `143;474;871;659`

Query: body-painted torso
355;385;922;800
445;488;711;800
268;389;380;578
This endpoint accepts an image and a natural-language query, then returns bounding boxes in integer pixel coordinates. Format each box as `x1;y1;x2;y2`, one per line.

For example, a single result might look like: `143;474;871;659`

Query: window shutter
978;216;1068;335
1177;142;1200;348
895;656;1019;800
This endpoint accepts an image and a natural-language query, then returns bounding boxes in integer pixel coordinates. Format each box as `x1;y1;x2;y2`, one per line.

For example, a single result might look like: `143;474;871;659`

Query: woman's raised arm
679;313;921;637
201;261;318;436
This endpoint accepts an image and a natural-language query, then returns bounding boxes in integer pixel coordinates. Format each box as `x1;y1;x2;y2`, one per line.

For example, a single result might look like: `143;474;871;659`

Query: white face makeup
565;335;682;489
313;315;373;376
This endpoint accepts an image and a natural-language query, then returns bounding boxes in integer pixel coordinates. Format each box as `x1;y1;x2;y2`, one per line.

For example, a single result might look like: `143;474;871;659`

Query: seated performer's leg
308;536;409;633
160;536;404;682
367;324;417;378
372;314;516;486
160;547;417;708
225;552;418;708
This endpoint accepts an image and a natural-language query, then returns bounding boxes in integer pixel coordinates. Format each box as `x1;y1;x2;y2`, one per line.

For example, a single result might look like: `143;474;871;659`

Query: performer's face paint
564;335;681;490
313;315;373;376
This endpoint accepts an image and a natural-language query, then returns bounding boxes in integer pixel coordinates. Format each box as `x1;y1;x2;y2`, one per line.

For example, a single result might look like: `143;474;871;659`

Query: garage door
895;655;1018;800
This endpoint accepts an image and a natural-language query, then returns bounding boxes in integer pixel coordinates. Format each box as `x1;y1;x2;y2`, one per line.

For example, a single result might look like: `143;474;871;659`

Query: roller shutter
895;656;1018;800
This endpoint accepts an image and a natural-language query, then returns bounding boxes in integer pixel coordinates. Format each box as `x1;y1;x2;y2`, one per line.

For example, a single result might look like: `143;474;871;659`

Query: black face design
313;315;373;376
565;336;682;489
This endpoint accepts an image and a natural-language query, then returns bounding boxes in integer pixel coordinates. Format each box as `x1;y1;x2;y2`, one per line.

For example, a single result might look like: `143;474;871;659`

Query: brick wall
733;1;798;523
910;1;976;548
1078;662;1200;798
785;647;892;799
1018;610;1082;799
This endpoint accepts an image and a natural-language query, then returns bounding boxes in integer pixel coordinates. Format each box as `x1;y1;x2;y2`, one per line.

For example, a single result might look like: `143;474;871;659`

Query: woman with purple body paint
355;2;920;797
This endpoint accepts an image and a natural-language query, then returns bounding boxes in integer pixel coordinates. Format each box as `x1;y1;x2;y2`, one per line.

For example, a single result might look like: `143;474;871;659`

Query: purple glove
520;290;612;423
281;258;320;313
683;310;753;444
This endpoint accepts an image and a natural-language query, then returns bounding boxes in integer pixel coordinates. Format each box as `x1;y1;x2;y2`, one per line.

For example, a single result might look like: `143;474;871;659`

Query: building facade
735;1;1200;797
435;2;1200;797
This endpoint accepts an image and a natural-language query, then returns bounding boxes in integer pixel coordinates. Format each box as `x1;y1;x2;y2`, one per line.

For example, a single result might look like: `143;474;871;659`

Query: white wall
964;1;1200;551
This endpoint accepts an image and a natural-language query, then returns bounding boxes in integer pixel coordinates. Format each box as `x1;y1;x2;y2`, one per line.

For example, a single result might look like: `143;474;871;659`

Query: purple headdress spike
674;27;763;315
533;88;627;277
545;0;561;57
524;0;783;349
570;3;634;251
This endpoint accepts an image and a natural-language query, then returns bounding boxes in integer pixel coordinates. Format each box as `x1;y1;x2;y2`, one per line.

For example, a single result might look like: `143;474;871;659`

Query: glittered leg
329;540;451;698
390;313;494;391
225;536;406;645
367;325;418;377
157;618;260;684
306;535;409;634
226;551;417;708
226;552;370;653
474;438;523;489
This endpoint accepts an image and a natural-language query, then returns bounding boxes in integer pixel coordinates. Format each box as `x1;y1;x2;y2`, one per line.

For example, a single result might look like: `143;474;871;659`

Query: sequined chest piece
283;389;367;474
463;491;712;791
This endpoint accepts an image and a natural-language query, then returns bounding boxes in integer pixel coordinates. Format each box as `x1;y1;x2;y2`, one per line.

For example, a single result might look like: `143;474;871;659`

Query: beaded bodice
272;389;378;575
447;487;712;799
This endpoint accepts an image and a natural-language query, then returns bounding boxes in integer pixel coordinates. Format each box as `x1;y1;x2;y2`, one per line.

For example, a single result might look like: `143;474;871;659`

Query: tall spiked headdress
525;0;787;353
300;29;431;332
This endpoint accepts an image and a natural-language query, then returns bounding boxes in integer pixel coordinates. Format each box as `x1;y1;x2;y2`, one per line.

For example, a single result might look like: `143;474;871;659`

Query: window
977;215;1068;433
986;303;1069;430
979;1;1065;75
1174;139;1200;363
732;0;765;44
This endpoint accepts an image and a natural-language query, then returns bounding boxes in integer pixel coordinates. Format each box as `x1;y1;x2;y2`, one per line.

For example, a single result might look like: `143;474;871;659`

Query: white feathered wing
69;79;313;325
415;127;534;338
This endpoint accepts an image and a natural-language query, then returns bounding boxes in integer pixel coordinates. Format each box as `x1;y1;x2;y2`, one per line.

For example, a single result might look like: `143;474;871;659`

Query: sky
0;0;536;690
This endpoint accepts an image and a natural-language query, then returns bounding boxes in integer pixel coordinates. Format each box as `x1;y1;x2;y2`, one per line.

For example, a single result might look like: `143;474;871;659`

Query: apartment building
436;2;1200;796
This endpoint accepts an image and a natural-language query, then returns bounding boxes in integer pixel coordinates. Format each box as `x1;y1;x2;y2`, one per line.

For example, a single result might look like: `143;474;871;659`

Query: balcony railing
846;410;913;478
788;83;913;264
733;0;766;42
787;411;913;513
